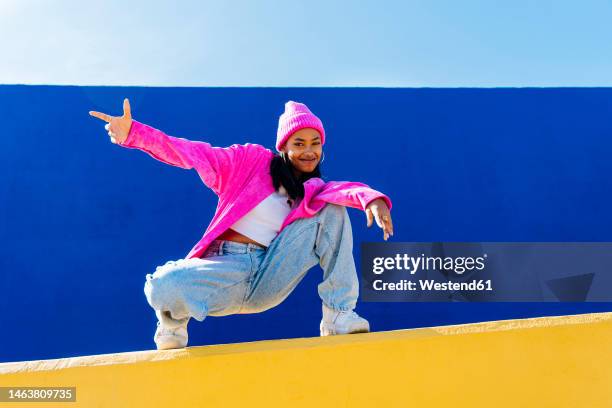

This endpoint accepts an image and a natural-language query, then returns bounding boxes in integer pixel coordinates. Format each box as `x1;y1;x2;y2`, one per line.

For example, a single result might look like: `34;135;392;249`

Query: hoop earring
320;152;325;164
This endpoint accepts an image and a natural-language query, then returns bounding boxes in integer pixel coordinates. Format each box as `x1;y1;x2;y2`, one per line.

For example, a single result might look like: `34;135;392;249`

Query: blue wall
1;85;611;363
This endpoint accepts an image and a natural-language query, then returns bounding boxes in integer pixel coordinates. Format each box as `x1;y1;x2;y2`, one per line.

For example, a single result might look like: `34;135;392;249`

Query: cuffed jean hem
322;302;354;312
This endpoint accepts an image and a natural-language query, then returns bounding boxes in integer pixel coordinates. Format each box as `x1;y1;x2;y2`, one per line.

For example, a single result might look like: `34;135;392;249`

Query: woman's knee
319;203;350;225
318;203;351;233
321;203;348;217
143;260;189;309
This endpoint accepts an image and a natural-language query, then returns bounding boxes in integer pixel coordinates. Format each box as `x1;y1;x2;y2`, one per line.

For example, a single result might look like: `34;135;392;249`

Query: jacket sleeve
317;181;393;211
118;120;242;195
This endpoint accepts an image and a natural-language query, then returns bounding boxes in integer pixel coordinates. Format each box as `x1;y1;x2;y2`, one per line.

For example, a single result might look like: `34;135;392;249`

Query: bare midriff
216;228;267;249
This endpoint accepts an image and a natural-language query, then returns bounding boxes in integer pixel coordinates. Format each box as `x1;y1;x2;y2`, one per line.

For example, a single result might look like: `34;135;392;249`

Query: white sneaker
154;311;189;350
320;304;370;336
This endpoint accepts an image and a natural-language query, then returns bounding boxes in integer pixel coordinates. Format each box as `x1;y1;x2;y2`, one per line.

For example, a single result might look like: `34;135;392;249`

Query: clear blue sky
2;0;611;87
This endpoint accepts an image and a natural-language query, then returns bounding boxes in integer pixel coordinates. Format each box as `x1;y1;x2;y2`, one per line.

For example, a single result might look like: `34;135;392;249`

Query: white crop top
229;185;294;247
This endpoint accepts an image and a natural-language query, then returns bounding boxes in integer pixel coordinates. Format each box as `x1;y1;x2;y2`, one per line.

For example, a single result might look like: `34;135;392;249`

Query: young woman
89;99;394;350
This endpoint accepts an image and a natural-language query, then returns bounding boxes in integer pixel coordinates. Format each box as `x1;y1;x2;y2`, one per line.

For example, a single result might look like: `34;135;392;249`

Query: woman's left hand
365;198;394;241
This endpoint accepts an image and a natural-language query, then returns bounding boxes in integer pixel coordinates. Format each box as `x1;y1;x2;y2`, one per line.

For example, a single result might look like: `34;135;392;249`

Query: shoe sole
155;334;188;350
320;324;370;336
156;340;187;350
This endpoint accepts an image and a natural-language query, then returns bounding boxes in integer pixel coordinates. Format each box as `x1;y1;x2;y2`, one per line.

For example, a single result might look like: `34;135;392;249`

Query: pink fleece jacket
119;120;393;259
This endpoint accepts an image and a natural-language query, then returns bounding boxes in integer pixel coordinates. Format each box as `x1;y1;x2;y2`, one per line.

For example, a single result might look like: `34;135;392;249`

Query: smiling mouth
300;158;316;162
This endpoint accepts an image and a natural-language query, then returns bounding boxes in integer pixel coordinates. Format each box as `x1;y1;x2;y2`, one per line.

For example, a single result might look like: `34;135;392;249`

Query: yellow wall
1;312;611;407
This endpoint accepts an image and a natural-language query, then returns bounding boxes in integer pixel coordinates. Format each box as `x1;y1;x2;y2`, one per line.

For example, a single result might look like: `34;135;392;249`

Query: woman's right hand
89;98;133;144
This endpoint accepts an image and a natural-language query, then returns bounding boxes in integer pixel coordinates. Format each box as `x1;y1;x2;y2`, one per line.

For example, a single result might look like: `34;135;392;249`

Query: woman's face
281;128;323;175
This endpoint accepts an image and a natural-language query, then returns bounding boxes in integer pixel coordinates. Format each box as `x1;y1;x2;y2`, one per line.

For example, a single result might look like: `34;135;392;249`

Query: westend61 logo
372;253;487;275
361;242;612;302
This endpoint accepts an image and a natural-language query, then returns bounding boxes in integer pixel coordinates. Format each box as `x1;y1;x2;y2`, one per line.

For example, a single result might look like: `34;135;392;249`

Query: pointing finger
89;111;112;122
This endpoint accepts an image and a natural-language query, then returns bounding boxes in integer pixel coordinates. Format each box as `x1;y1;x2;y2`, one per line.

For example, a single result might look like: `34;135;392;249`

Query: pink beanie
276;101;326;151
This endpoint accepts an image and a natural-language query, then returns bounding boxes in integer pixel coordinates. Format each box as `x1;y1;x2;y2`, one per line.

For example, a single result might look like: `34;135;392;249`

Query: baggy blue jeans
143;203;359;328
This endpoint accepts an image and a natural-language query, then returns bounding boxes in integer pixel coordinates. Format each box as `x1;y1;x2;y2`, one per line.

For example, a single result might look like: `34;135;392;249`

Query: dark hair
270;151;323;206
